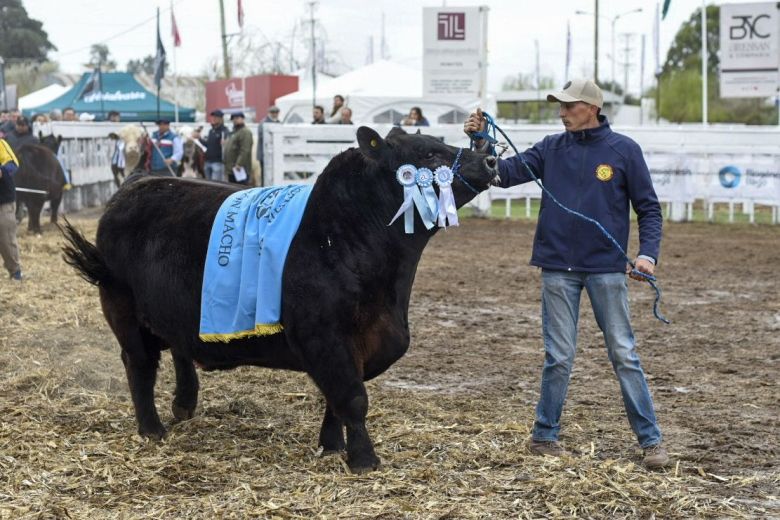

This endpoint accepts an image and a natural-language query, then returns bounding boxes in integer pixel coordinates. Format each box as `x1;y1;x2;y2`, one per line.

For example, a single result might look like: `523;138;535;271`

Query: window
437;108;469;124
373;109;405;125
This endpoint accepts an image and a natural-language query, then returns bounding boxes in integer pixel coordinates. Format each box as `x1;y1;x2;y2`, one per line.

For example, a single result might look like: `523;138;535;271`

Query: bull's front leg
319;404;345;454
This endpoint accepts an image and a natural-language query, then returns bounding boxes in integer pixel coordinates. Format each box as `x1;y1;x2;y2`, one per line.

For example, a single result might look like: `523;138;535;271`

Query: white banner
707;154;780;201
646;153;695;202
719;2;779;98
422;6;487;98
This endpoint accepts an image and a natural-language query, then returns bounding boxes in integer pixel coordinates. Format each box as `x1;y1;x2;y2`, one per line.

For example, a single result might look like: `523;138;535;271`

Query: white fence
263;123;780;223
39;122;780;222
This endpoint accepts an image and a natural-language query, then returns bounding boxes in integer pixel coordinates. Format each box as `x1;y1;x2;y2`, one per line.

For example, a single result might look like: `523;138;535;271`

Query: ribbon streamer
389;164;436;233
434;165;458;228
416;167;439;223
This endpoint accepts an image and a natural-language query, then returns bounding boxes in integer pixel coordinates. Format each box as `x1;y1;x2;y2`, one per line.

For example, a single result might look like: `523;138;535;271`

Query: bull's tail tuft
60;219;111;287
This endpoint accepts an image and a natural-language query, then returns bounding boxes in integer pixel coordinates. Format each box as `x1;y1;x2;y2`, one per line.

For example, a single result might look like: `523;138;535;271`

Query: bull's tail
60;219;111;287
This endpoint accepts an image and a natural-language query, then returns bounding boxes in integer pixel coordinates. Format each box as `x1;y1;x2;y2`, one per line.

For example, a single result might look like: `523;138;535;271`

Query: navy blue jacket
498;116;662;273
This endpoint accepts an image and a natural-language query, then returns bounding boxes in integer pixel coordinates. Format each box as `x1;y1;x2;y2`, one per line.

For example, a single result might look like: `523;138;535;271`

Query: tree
127;55;168;76
85;44;116;71
0;0;56;62
658;5;775;125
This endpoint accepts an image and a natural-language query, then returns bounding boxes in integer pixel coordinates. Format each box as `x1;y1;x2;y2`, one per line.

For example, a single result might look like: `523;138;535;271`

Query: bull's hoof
347;454;380;474
138;424;167;441
172;403;196;422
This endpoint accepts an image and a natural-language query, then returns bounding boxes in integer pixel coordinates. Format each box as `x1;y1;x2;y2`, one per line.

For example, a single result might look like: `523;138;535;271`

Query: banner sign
719;2;780;98
422;6;488;97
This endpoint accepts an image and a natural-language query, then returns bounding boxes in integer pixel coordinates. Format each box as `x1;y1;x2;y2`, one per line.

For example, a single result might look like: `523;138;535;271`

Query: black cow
62;126;499;473
15;136;67;233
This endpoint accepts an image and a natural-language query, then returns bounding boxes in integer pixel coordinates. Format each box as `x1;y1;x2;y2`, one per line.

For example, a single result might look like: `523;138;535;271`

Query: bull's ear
356;126;386;160
415;129;421;135
386;126;406;139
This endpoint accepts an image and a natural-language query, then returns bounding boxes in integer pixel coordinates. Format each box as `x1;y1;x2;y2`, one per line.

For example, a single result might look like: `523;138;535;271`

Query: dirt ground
1;213;778;519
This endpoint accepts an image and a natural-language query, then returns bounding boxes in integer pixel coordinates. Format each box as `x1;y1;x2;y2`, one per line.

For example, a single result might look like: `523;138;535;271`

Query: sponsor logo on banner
719;2;779;98
718;165;742;188
437;13;465;40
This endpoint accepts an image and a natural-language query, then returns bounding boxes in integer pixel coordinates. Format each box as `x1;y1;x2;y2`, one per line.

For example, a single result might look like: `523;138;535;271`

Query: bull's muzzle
484;156;501;186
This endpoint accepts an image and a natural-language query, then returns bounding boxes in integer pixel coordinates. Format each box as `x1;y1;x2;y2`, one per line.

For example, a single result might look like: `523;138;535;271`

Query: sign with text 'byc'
422;6;488;98
719;2;780;98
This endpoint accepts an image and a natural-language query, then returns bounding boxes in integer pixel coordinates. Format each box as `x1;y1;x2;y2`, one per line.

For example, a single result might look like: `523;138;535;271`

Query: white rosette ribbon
434;165;458;228
388;164;435;233
415;167;439;224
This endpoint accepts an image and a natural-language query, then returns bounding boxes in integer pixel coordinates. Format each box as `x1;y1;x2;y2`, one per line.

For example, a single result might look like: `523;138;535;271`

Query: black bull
62;126;500;473
16;139;67;233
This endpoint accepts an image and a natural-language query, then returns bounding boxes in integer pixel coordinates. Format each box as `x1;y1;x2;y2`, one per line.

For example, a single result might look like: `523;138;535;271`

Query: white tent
19;84;69;111
276;60;495;125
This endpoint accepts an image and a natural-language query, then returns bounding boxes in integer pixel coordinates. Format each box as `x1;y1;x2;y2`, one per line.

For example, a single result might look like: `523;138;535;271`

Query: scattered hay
1;217;777;519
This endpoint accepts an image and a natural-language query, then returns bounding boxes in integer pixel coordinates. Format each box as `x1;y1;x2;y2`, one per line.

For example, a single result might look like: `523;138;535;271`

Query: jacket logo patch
595;164;614;182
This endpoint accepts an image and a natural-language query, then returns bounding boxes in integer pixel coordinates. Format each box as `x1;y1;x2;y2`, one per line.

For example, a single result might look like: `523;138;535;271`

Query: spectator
312;105;326;124
145;118;183;177
338;107;354;125
62;107;77;122
326;94;345;123
256;105;280;185
0;109;19;136
224;112;253;185
200;109;229;182
0;138;22;281
402;106;429;127
32;113;49;124
107;111;121;123
5;117;37;153
49;109;63;122
109;131;126;187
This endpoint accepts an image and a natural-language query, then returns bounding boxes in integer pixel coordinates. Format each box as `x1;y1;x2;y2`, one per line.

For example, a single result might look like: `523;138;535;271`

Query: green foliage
0;0;56;62
662;5;720;74
502;72;555;91
126;55;168;76
85;44;116;71
4;60;59;97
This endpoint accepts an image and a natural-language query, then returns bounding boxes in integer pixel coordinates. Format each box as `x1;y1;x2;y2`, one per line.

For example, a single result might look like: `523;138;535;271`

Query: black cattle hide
15;142;66;234
62;126;499;473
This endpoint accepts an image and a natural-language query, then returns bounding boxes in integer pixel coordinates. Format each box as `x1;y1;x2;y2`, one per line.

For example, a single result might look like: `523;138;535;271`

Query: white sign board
422;6;487;98
707;154;780;201
720;2;780;98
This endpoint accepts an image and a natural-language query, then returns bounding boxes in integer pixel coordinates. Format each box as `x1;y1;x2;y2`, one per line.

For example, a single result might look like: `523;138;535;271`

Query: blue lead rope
472;111;670;325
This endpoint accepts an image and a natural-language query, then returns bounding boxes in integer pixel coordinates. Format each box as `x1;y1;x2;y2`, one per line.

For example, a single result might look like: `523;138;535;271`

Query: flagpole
701;0;708;126
98;63;105;120
171;0;179;123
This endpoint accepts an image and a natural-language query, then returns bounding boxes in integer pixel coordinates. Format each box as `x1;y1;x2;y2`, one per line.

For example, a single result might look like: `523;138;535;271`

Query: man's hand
164;158;174;165
627;257;655;281
463;108;486;147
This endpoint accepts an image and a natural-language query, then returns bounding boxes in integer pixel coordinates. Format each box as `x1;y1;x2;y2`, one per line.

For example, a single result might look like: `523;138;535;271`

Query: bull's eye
425;151;435;159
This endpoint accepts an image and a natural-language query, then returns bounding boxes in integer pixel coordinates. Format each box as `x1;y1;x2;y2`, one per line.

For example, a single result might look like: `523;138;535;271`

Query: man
107;110;121;123
311;105;326;124
5;117;37;154
338;107;354;125
0;109;20;137
464;78;669;469
326;94;345;123
0;138;22;281
201;109;229;182
145;119;183;177
62;107;77;122
256;105;280;185
223;112;253;185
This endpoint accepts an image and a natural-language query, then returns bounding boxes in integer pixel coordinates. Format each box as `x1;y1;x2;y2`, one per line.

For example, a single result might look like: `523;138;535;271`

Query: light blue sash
199;185;312;342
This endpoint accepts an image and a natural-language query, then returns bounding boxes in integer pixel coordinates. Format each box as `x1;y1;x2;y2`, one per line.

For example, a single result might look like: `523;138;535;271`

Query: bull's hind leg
319;404;345;454
101;291;166;439
49;194;62;224
171;352;199;421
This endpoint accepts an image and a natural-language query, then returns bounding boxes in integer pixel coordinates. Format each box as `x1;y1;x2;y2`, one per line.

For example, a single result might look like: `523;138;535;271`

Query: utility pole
219;0;231;77
535;39;541;122
307;1;318;109
620;33;635;101
594;0;599;83
640;34;646;124
381;12;387;60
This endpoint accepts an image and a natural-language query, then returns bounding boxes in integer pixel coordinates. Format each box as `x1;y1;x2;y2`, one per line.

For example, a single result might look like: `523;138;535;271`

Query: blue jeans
204;161;224;182
532;270;662;448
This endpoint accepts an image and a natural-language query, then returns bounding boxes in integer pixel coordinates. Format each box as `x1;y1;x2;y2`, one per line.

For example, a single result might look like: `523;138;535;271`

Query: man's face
313;108;323;120
63;110;76;121
0;112;8;122
211;115;223;126
269;111;279;121
232;116;244;125
109;114;120;122
158;123;170;133
9;111;19;121
15;122;29;134
558;101;598;132
341;109;352;122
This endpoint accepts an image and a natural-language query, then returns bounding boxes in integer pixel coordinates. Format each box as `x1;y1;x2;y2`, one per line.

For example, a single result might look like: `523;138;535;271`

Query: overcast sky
25;0;754;96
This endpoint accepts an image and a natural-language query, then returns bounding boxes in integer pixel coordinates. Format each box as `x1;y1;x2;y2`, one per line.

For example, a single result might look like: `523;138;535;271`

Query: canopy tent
22;72;195;122
275;60;495;125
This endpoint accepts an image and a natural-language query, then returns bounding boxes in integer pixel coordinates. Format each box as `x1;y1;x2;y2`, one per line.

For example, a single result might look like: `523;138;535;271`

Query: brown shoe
529;439;569;457
643;444;670;469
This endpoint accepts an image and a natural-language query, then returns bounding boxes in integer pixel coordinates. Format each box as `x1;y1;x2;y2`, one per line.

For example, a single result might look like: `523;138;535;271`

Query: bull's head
356;126;499;210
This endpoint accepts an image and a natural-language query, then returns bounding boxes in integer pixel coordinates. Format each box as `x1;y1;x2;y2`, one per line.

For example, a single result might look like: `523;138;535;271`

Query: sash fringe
199;322;284;343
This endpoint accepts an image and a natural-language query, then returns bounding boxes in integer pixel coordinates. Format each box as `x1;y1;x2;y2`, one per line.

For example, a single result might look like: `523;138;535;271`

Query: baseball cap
210;109;224;117
230;111;245;120
156;118;171;124
547;78;603;108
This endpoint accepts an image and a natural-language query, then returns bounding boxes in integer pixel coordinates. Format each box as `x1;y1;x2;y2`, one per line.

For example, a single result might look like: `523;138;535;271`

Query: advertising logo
437;12;465;40
718;165;742;188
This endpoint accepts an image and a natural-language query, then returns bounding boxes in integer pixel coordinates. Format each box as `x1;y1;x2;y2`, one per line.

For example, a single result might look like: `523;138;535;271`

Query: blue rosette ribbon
434;165;459;228
389;164;436;234
416;167;439;223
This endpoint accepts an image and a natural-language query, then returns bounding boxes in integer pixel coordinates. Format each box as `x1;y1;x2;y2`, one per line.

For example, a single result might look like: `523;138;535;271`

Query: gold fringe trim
199;322;284;343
